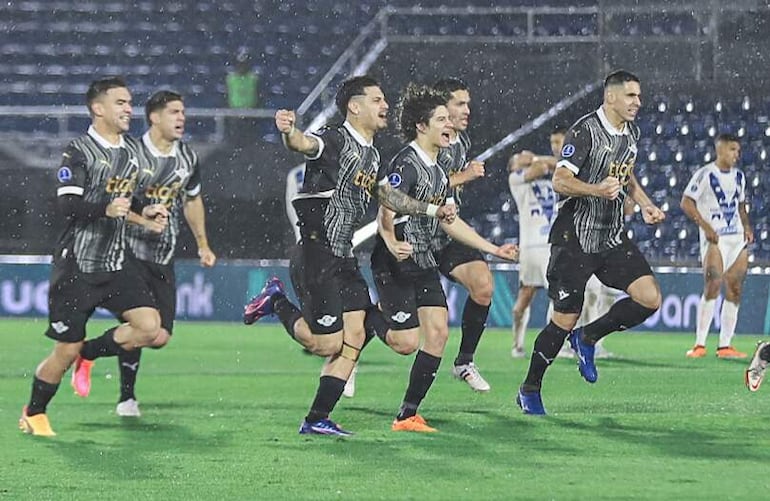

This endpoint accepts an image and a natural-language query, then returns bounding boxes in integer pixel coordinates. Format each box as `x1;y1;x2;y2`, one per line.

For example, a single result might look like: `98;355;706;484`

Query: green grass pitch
2;317;770;499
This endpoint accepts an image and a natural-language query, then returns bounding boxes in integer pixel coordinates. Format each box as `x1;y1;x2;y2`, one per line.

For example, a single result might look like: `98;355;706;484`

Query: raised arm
275;109;320;157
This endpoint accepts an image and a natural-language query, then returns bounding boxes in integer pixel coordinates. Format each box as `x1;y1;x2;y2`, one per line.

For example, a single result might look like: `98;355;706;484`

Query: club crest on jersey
388;172;402;188
561;144;576;158
57;166;72;183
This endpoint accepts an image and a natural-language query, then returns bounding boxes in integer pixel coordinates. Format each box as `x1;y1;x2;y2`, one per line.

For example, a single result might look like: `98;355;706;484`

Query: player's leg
689;242;724;357
512;285;537;357
717;243;749;358
746;340;770;391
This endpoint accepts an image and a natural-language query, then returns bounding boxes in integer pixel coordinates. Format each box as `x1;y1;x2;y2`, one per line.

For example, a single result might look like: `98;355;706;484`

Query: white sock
696;296;716;347
719;300;739;348
513;306;530;350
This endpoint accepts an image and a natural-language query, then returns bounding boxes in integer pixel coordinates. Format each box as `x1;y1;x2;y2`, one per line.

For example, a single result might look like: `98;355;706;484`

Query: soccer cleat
298;418;353;436
686;345;707;358
569;328;598;383
71;355;93;397
451;362;491;392
342;363;358;398
745;341;770;392
516;389;547;416
19;406;56;436
511;347;527;359
243;276;285;325
116;398;141;417
391;414;437;432
716;346;747;359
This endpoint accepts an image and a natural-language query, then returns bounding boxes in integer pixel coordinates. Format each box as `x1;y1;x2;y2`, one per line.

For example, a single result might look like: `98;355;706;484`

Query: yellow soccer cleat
19;406;56;437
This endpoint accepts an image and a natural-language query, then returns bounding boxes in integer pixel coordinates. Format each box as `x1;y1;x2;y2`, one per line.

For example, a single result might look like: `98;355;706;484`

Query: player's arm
56;147;129;221
184;195;216;267
449;160;485;188
275;109;320;157
680;171;717;242
440;216;518;261
739;201;754;244
376;204;413;261
375;180;456;222
518;156;557;184
627;172;664;224
552;124;620;199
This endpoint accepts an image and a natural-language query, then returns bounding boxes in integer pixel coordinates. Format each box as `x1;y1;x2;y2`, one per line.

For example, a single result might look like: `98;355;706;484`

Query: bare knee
311;335;343;357
468;274;494;305
388;330;420;355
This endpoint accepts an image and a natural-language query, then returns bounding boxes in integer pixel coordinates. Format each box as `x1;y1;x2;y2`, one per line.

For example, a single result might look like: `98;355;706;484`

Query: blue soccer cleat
298;418;353;436
569;327;598;383
243;277;285;325
516;389;547;416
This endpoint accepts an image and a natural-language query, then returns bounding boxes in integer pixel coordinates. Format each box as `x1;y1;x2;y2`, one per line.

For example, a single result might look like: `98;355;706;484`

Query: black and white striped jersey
550;107;640;253
54;126;141;273
126;132;202;265
375;142;450;270
432;130;471;251
291;121;382;258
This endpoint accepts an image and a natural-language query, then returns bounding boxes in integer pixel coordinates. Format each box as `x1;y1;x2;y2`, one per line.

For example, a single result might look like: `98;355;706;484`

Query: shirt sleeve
683;168;706;201
556;121;592;175
738;170;747;203
382;157;418;198
306;126;340;163
55;144;87;197
185;150;202;198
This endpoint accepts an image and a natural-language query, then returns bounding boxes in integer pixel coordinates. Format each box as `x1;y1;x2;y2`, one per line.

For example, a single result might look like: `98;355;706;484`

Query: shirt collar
409;141;437;167
87;125;126;148
597;106;628;136
343;121;373;147
142;131;178;158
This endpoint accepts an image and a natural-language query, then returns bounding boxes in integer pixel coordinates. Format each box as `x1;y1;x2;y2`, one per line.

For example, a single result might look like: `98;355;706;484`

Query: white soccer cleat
746;341;770;392
452;362;491;392
343;364;358;398
511;347;527;359
116;398;141;417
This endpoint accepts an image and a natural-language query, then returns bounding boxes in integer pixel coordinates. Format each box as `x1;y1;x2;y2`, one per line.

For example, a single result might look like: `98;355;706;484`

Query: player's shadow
595;357;687;369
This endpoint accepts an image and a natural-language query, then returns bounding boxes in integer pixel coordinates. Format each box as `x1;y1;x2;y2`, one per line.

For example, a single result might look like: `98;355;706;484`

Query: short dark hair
433;77;469;98
604;70;640;89
716;133;740;144
86;76;128;115
551;126;568;136
397;84;447;141
335;75;380;117
145;90;184;124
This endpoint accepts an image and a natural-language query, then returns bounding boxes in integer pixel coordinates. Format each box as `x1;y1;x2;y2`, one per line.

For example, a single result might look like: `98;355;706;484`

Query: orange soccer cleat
391;414;437;433
685;345;707;358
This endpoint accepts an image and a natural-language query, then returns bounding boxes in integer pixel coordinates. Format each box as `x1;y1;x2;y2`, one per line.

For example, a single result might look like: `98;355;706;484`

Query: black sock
583;298;658;345
27;377;59;416
118;348;142;402
454;298;490;366
397;350;442;420
273;294;302;341
363;304;389;349
80;327;124;360
304;375;346;423
521;322;570;392
760;344;770;362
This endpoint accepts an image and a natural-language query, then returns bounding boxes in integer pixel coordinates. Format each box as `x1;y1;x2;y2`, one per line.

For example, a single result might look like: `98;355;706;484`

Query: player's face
153;100;185;141
446;89;470;131
609;81;641;122
94;87;132;134
549;133;565;157
423;105;452;149
355;86;389;131
716;140;741;167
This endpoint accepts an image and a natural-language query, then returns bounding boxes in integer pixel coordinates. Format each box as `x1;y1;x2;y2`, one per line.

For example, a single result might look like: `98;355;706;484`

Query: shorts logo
391;311;412;323
57;166;73;183
50;321;69;334
561;144;576;158
388;173;402;188
558;289;570;300
316;315;338;327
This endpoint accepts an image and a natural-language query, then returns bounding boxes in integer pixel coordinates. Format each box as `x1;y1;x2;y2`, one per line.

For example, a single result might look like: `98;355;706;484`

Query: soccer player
427;78;494;392
516;70;665;415
682;133;753;359
243;76;456;436
745;341;770;391
19;77;163;436
372;84;518;432
73;90;216;417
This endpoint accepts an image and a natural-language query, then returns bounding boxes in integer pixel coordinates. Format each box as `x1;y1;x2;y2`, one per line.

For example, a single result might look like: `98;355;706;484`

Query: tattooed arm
375;181;456;222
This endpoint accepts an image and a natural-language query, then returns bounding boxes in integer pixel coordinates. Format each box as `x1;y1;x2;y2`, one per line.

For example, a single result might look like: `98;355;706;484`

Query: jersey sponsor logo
57;166;73;183
144;182;183;208
388;172;402;188
391;311;412;323
608;160;635;186
561;144;576;158
173;165;189;180
353;170;377;193
106;175;138;196
316;314;338;327
50;321;69;334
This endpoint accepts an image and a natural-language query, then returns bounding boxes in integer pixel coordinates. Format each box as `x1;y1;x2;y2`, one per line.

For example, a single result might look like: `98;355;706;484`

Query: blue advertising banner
1;260;769;334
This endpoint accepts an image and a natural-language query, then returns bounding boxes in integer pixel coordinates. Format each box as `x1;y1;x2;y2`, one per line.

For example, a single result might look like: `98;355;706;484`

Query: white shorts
518;246;549;288
699;233;747;271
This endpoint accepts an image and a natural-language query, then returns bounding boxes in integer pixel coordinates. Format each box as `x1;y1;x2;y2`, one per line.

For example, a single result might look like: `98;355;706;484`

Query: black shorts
289;240;371;335
46;257;156;343
547;238;653;314
133;259;176;334
433;240;486;281
374;267;446;331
